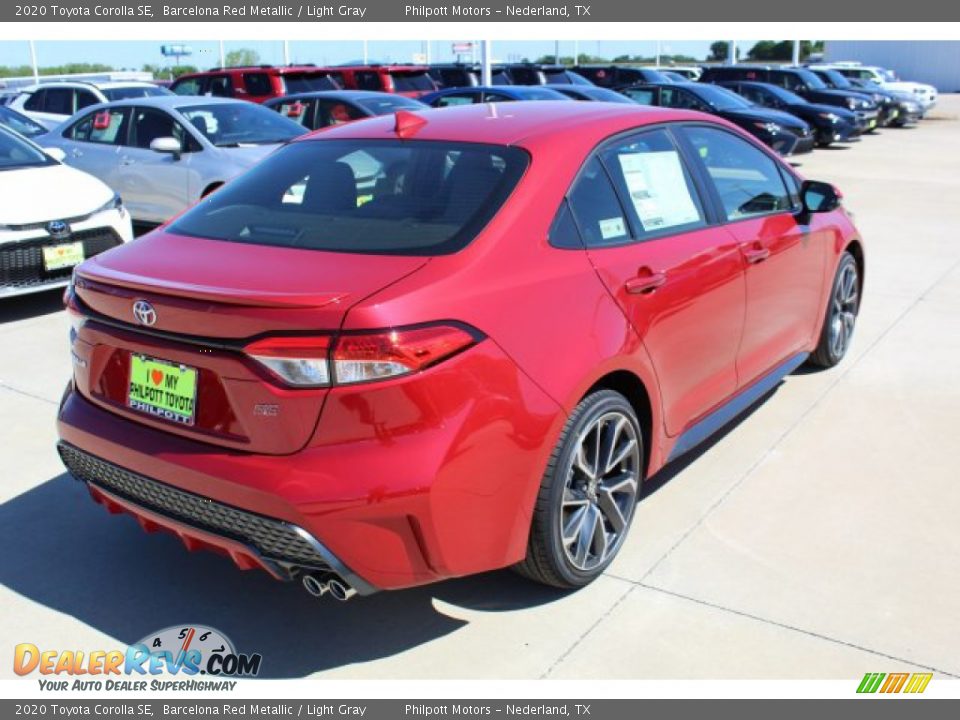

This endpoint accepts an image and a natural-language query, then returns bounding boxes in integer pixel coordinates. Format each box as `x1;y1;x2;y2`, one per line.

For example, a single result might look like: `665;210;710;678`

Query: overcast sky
0;40;717;70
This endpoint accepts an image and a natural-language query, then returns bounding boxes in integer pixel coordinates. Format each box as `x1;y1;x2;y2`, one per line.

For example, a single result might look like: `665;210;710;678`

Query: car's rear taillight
244;324;479;387
332;325;477;384
245;336;332;387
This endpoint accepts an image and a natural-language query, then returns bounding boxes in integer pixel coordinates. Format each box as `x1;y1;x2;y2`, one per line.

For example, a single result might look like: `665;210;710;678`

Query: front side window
600;129;706;236
355;72;383;91
172;78;204;96
129;108;198;152
682;125;791;221
659;87;708;111
170;140;529;255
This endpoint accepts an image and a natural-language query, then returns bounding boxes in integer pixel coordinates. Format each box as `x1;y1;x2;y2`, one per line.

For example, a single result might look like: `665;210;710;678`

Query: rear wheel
810;252;860;368
515;389;642;588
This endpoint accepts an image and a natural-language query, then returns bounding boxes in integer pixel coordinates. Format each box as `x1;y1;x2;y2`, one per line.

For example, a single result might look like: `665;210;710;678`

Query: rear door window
243;72;273;96
65;108;129;144
169;140;529;255
207;74;233;97
599;128;706;236
42;88;74;115
566;157;630;247
314;100;365;127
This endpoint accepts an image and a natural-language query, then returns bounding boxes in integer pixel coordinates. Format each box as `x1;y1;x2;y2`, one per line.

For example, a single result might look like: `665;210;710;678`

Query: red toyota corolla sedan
57;102;863;600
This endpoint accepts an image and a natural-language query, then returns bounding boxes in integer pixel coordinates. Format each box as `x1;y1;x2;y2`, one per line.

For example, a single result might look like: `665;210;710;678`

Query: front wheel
810;252;860;368
514;389;643;588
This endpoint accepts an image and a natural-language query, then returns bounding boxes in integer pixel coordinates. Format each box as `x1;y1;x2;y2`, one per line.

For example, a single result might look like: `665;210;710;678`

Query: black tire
514;389;643;588
809;252;860;368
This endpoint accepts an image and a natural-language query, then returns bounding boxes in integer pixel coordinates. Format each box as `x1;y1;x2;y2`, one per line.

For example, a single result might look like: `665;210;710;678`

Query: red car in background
169;65;340;103
318;64;439;98
57;103;863;600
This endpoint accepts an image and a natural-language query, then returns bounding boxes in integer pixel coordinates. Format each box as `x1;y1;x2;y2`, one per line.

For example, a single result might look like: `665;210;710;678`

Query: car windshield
282;73;339;93
0;127;54;170
584;87;633;103
178;102;308;146
794;68;827;89
170;139;529;255
820;70;853;88
761;84;806;104
354;95;425;115
103;85;171;101
691;84;753;111
390;72;436;92
0;106;47;138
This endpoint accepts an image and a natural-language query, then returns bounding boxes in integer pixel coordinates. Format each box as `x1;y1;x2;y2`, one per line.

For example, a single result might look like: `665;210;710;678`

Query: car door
567;127;746;436
58;107;130;189
679;125;827;387
115;106;195;223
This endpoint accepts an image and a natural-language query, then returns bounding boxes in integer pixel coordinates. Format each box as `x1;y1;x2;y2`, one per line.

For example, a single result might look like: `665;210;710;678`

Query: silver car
40;96;308;227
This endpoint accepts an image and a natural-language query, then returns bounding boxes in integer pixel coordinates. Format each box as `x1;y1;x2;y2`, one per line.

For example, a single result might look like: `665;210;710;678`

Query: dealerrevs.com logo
14;625;262;691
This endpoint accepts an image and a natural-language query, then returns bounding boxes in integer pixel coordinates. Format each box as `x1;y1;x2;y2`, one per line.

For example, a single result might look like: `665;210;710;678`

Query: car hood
883;81;935;94
799;103;858;121
723;107;807;129
0;163;113;225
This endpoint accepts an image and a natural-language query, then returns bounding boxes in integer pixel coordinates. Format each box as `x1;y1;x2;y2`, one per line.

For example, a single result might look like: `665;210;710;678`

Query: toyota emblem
47;220;71;239
132;300;157;326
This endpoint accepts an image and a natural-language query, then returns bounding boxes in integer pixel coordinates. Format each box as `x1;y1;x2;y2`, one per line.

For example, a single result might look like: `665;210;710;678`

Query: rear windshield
170;139;529;255
282;73;339;94
354;95;426;115
0;127;54;170
0;106;47;138
103;85;171;101
390;72;436;92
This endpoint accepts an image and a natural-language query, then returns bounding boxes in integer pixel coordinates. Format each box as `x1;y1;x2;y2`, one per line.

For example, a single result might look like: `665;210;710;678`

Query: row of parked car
0;58;937;299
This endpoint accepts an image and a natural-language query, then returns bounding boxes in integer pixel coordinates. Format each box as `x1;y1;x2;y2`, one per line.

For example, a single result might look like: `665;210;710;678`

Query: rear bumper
56;340;564;591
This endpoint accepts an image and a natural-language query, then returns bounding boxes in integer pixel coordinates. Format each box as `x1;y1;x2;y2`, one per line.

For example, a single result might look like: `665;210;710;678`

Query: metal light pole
283;40;290;65
727;40;737;65
29;40;39;83
481;40;492;86
792;39;801;65
363;40;368;64
219;40;225;68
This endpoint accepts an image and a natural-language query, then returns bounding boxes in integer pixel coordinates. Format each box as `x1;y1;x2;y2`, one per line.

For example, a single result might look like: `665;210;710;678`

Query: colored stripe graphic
880;673;909;693
857;673;885;693
904;673;933;694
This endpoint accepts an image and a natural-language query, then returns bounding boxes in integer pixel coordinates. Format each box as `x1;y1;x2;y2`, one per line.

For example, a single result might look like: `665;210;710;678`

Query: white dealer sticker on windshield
599;217;627;240
619;151;701;231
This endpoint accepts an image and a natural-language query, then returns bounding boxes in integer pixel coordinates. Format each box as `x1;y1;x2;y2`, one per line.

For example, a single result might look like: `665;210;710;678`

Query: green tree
223;48;260;67
747;40;824;62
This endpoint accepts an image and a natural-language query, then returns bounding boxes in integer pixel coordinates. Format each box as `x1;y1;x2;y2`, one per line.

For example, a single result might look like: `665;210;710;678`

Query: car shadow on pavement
0;472;569;678
0;289;64;325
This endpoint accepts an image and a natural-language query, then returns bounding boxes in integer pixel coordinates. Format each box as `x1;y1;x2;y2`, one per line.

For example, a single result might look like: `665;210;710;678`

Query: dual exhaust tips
301;571;357;602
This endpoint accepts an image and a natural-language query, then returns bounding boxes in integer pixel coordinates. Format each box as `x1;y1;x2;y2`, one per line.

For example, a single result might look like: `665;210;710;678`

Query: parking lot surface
1;96;958;680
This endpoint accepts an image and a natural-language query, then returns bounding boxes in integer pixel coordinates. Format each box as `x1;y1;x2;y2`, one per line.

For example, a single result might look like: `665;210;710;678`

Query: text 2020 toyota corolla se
57;103;864;600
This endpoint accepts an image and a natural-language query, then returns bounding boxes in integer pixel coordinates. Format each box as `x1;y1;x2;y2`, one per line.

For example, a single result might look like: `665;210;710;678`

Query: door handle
742;246;771;264
625;268;667;294
120;156;135;166
71;148;83;157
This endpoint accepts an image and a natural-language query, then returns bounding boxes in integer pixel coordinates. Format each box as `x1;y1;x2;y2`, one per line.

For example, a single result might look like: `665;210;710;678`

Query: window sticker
619;151;701;231
599;217;627;240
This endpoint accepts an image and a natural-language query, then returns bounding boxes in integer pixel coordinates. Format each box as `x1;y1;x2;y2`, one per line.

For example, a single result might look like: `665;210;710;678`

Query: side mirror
149;136;182;159
43;147;66;162
802;180;842;214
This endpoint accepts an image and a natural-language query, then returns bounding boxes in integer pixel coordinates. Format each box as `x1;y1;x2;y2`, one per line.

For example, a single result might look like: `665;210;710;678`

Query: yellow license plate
42;241;84;272
128;354;198;425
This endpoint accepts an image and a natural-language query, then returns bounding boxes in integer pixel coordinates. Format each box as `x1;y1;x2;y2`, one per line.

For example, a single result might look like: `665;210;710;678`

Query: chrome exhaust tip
326;578;357;602
302;573;329;598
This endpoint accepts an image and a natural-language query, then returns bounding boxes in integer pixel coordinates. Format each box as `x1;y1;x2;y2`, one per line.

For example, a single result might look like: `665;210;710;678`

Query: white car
0;126;133;298
8;81;171;130
817;63;937;111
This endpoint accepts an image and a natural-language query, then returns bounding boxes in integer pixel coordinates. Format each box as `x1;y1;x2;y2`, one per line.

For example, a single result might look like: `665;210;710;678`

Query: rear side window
566;157;629;247
281;73;338;94
391;72;435;92
243;73;274;96
682;125;791;221
208;75;233;97
42;88;74;115
355;72;383;91
23;89;46;112
170;140;529;255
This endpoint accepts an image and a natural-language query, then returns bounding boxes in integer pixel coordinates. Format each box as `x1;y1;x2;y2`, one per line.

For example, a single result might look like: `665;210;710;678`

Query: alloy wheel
559;411;640;572
830;261;859;359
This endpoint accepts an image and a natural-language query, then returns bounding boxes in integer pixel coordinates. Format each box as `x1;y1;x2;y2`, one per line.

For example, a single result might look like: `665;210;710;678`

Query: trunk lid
71;231;429;454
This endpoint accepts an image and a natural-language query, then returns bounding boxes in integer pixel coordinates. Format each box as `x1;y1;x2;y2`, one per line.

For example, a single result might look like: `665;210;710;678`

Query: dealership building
825;40;960;92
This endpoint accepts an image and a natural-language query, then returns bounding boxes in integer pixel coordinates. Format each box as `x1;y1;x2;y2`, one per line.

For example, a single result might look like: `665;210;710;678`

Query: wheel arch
584;369;656;478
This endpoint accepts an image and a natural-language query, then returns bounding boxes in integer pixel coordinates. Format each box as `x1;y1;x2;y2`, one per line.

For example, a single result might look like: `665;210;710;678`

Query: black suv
501;63;591;86
700;65;880;132
427;63;509;89
575;65;675;87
